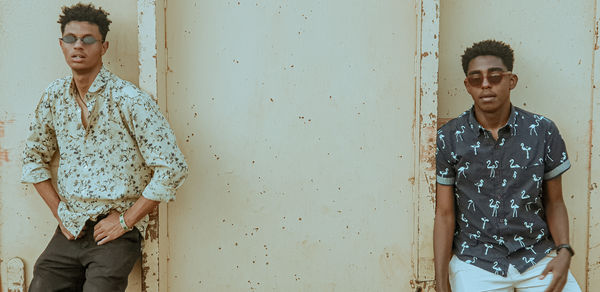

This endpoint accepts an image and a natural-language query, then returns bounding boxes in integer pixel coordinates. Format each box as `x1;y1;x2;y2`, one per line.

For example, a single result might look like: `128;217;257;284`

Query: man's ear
101;41;109;55
509;74;518;90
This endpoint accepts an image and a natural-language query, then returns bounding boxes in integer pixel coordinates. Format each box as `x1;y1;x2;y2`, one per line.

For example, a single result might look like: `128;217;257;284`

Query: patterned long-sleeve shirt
436;105;570;276
22;66;188;238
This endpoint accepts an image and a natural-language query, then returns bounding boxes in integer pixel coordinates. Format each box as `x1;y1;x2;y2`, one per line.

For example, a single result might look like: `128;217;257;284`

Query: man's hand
58;221;76;240
540;251;571;292
93;210;128;245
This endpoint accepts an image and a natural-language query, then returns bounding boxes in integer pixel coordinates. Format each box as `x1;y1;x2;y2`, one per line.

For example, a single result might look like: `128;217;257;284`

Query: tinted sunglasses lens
62;35;77;44
82;36;97;44
468;76;483;87
488;74;503;85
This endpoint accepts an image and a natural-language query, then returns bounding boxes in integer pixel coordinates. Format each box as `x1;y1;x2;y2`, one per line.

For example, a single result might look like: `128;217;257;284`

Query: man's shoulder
513;106;559;131
43;75;72;94
106;70;152;103
438;109;470;134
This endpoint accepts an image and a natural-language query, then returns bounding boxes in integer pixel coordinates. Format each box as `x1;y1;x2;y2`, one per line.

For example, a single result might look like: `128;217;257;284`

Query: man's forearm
122;196;161;228
33;179;61;220
434;213;455;291
545;199;570;246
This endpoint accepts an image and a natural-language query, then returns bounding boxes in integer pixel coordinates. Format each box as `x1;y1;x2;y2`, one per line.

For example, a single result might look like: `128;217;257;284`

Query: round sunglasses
466;71;512;87
59;35;101;45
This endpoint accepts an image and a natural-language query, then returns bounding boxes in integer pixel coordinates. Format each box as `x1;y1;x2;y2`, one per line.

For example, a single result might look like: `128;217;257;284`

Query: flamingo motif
510;199;519;217
492;261;504;276
461;241;469;254
458;162;470;179
484;243;494;255
522;257;536;265
486;160;499;178
461;213;469;227
481;217;489;230
474;179;484;193
438;132;446;149
509;159;520;169
521;143;531;159
439;168;449;178
514;234;525;247
502;179;507;187
465;256;477;264
521;190;530;199
471;141;481;155
467;199;475;212
489;199;500;217
451;152;458;161
525;245;537;255
499;138;505;146
469;231;481;240
524;221;534;233
493;235;505;246
533;174;542;189
503;218;508;226
455;126;466;142
545;247;553;254
560;152;567;163
529;119;540;136
546;145;554;162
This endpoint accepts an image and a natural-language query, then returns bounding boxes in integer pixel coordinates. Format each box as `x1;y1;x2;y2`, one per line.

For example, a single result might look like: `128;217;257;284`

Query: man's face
464;55;517;114
59;21;109;73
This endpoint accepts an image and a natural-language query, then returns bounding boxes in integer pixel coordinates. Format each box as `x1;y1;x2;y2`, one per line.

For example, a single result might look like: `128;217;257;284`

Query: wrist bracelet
555;244;575;257
119;212;130;231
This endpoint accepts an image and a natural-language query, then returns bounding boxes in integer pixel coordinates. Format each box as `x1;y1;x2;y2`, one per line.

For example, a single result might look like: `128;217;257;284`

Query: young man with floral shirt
21;3;188;291
434;40;581;292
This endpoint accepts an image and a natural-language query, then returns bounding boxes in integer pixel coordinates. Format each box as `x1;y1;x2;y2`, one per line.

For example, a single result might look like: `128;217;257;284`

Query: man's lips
479;94;496;101
71;54;86;62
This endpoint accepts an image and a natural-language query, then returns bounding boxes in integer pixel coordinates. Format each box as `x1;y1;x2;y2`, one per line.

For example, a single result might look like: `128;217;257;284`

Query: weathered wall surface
164;0;422;290
438;0;598;289
0;1;141;291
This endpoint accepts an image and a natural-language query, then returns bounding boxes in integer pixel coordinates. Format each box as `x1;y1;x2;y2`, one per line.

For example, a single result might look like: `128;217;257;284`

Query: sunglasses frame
466;71;512;87
59;34;102;45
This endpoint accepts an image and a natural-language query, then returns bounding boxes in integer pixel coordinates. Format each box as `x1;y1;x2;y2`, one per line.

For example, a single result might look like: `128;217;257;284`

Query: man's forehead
63;21;101;36
467;67;505;75
467;55;507;73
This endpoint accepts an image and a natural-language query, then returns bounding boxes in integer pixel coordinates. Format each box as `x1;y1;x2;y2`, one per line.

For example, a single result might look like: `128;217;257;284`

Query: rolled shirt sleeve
129;93;189;202
436;128;456;185
21;89;58;184
543;120;570;180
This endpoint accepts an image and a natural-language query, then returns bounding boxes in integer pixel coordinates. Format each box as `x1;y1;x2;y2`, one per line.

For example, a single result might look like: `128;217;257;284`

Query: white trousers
449;252;581;292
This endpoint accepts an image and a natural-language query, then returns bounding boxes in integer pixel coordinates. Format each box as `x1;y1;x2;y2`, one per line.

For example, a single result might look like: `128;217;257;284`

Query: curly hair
58;3;112;41
461;40;514;75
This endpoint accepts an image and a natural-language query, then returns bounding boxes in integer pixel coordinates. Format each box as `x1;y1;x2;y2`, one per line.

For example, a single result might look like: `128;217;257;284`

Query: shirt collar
467;104;518;135
87;66;110;94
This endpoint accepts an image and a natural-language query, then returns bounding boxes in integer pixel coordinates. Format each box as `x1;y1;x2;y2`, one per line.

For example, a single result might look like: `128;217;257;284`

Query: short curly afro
58;3;112;41
461;40;514;75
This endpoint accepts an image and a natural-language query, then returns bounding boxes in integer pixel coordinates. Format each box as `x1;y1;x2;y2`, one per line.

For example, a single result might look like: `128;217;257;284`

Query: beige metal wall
164;0;428;290
438;0;598;289
0;1;142;291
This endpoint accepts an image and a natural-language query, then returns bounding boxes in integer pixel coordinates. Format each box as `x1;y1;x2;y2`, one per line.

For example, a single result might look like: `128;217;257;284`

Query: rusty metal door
162;0;438;291
438;0;600;290
0;1;142;291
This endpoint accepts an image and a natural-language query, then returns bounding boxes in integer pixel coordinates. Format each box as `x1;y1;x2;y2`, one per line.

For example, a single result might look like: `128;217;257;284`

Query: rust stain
0;148;9;166
421;52;429;58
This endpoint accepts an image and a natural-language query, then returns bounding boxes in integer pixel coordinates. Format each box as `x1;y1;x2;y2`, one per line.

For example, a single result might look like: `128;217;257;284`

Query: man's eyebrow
487;67;505;72
467;70;482;75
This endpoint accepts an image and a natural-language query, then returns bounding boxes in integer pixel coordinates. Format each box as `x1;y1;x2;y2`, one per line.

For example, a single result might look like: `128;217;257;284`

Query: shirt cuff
21;166;52;184
544;159;571;180
142;181;176;202
437;175;455;185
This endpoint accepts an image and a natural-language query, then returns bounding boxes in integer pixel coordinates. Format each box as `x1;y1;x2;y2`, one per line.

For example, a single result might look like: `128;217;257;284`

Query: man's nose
73;39;85;48
481;76;492;88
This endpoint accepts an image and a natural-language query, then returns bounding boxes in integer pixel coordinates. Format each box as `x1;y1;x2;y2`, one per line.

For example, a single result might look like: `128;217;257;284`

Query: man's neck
72;64;102;98
473;103;512;140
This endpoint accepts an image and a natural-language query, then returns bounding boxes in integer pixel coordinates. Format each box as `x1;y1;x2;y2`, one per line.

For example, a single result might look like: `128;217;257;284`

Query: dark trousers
29;219;141;292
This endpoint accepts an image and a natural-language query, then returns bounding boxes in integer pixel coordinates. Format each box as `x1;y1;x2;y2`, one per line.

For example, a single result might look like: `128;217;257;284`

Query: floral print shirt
436;106;570;276
22;67;188;238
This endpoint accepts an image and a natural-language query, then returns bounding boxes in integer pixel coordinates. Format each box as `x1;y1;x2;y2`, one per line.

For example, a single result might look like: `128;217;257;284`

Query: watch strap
555;244;574;257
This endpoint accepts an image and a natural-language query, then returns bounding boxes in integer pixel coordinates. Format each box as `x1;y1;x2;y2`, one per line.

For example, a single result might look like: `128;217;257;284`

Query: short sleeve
436;128;456;185
543;120;570;180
